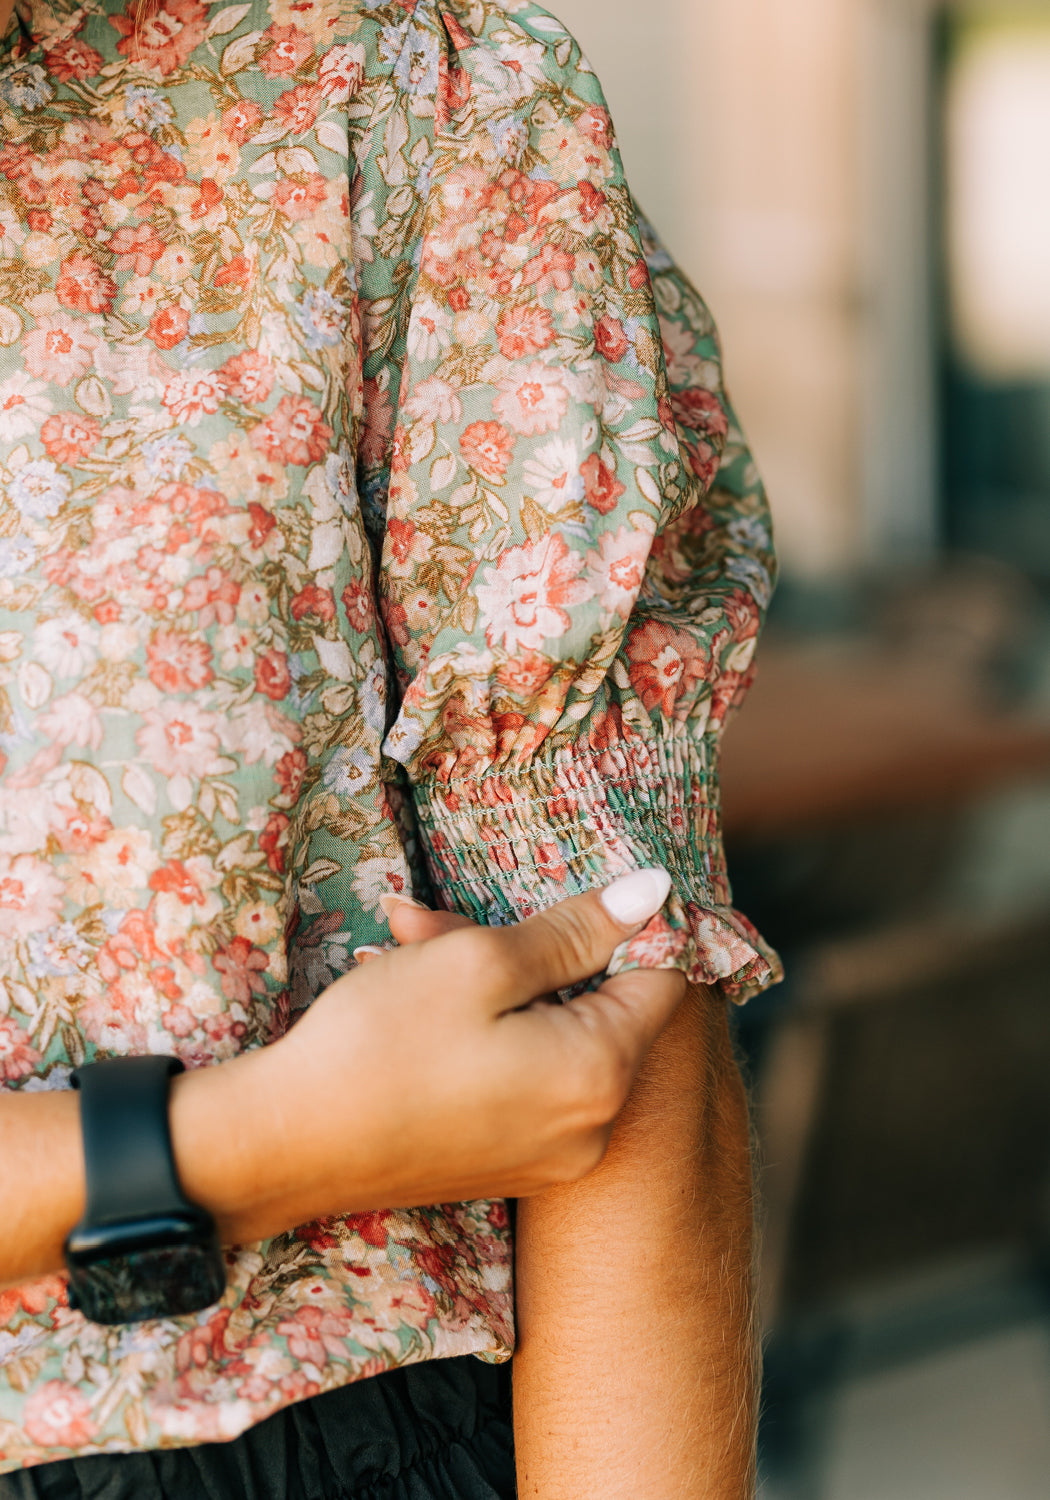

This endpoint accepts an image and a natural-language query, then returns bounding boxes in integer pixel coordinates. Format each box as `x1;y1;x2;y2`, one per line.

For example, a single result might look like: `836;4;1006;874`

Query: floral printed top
0;0;781;1471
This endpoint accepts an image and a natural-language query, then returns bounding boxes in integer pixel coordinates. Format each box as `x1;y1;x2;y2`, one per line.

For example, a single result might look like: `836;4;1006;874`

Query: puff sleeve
356;0;781;1001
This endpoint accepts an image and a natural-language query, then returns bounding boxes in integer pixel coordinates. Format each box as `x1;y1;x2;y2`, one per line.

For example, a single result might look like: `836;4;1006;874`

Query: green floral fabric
0;0;781;1470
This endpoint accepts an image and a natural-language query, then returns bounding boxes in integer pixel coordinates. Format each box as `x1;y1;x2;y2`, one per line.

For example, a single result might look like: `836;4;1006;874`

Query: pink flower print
97;909;162;984
55;251;115;314
110;0;209;76
40;412;100;465
476;533;592;653
21;1381;98;1451
520;243;576;296
492;362;569;436
577;104;614;149
319;43;365;102
109;222;167;276
259;812;290;874
272;172;327;221
274;748;308;800
587;525;651;619
258;24;314;78
594;314;631;364
162;369;226;424
0;1015;42;1082
290;585;335;622
459;420;515;480
276;1303;356;1369
146;630;214;693
341;579;374;633
495;304;554;360
136;701;222;780
273;83;322;136
174;1308;234;1388
254;648;292;701
147;304;190;350
625;619;707;719
221;99;264;145
21;314;98;387
580;452;626;515
50;798;111;854
0;1275;67;1324
45;37;104;81
0;854;64;940
621;914;688;968
221;350;275;405
213;937;269;1003
534;841;568;883
251;395;333;466
670;385;730;444
496;650;553;696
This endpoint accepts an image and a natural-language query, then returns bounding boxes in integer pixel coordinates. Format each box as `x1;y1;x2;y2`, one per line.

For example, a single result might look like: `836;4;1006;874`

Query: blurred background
557;2;1050;1495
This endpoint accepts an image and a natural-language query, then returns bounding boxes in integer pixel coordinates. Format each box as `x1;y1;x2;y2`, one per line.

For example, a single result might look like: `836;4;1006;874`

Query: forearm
0;1047;313;1289
513;985;757;1500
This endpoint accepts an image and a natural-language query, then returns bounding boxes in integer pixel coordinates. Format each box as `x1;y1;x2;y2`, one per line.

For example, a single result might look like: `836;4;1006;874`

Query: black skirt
0;1356;515;1500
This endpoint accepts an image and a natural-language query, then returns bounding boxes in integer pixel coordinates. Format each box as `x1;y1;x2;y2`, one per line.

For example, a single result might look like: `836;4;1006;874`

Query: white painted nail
378;893;425;919
353;945;385;962
599;868;672;929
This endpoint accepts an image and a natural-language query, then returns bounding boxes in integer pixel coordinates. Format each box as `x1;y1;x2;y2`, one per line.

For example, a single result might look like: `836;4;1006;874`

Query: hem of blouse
0;1333;514;1478
411;728;783;1004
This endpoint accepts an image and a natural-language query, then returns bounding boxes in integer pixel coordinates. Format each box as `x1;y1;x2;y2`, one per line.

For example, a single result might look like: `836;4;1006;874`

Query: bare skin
1;0;14;34
0;880;685;1290
373;902;758;1500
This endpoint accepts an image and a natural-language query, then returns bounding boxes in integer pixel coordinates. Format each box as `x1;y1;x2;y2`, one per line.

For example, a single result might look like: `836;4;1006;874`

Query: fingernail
599;868;672;929
353;945;385;962
379;893;425;920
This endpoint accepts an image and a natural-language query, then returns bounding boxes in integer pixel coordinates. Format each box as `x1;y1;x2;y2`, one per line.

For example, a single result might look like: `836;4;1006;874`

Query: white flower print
136;701;223;781
162;370;226;425
33;616;100;680
72;828;159;906
0;854;64;940
522;439;585;512
492;362;570;435
475;534;592;653
407;296;452;361
10;460;70;523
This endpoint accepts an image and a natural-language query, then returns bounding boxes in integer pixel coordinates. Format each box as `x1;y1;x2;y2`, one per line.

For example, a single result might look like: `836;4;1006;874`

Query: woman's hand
191;869;684;1242
1;870;683;1288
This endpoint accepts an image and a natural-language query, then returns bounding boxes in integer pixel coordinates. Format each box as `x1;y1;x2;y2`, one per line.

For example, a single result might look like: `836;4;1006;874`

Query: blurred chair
721;561;1050;1328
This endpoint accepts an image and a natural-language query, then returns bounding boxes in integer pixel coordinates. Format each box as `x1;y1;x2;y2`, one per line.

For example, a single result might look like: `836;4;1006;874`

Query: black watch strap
72;1055;189;1224
65;1055;226;1325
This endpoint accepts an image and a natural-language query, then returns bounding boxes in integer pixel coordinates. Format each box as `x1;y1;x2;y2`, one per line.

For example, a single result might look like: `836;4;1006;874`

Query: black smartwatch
64;1056;226;1325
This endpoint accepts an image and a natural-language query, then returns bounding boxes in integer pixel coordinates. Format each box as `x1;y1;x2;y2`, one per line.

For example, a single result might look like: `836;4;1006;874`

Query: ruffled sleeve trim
412;728;782;1004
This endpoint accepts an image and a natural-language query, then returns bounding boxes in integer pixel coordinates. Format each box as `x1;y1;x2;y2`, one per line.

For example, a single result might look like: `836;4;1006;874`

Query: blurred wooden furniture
718;640;1050;1328
721;642;1050;842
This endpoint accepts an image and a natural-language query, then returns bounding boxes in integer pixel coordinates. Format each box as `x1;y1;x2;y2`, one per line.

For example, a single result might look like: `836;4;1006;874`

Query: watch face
67;1242;227;1326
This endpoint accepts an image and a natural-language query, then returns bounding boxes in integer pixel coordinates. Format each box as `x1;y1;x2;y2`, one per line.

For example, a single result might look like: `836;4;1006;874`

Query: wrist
169;1044;292;1244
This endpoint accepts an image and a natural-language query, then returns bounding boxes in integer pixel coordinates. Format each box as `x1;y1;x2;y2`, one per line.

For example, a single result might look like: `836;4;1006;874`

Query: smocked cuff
411;730;782;1004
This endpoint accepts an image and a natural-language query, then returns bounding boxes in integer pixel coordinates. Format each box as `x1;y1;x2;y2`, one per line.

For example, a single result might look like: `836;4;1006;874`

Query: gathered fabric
0;0;781;1474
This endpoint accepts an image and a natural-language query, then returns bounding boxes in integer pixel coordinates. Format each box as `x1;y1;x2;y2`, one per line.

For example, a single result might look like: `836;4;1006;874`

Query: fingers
379;894;474;947
568;967;688;1068
482;868;672;1010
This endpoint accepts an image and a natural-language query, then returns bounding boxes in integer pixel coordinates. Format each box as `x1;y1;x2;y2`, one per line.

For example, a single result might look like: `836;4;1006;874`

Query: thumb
491;867;672;1007
379;894;475;947
562;967;687;1072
